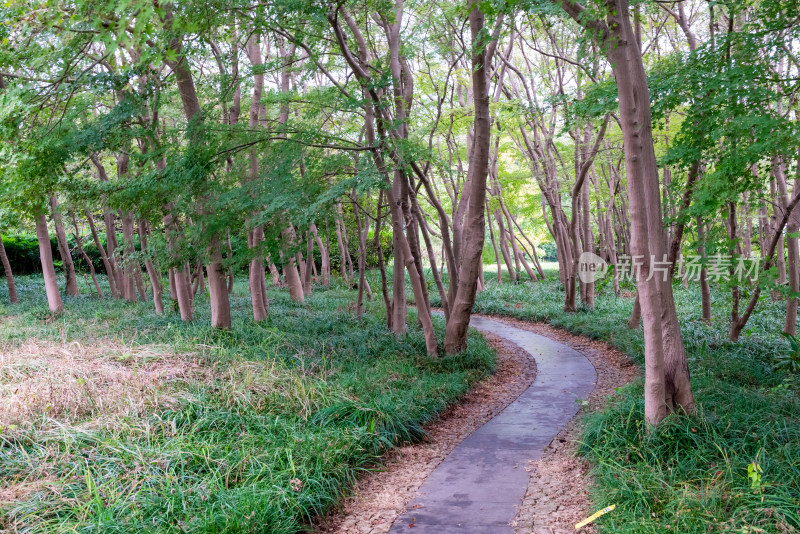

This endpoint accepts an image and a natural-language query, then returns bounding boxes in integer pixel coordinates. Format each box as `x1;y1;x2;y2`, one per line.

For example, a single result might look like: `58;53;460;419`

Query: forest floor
1;269;799;533
505;317;638;534
316;315;638;534
315;330;537;533
463;270;800;533
0;275;494;534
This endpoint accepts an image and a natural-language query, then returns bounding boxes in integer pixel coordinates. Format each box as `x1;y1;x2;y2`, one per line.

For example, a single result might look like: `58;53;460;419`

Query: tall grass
0;274;494;533
459;270;800;533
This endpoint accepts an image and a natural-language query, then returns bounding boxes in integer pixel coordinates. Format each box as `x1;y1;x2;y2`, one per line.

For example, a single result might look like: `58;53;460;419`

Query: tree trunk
246;34;269;322
353;195;368;318
390;174;407;333
168;268;177;301
311;223;330;287
495;211;517;281
0;234;19;303
580;164;595;306
35;210;64;313
163;209;193;321
487;203;503;283
268;259;282;287
249;228;269;321
138;219;164;314
49;194;79;297
89;156;121;295
165;6;228;327
120;212;138;302
335;205;351;286
743;192;752;258
564;0;684;424
86;210;119;298
226;234;234;294
303;231;314;295
509;212;546;279
444;1;493;353
283;230;305;303
207;235;231;328
775;155;800;334
338;203;355;284
70;213;103;298
697;218;712;322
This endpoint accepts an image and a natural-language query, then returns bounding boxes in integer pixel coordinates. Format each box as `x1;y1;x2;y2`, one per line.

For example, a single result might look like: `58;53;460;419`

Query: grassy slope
466;269;800;533
0;274;494;533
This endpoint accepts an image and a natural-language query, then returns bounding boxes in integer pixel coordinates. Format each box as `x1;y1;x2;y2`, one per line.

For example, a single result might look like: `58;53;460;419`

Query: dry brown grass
0;338;210;430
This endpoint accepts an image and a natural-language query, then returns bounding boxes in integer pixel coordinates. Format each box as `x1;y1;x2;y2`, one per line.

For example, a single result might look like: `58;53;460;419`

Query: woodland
0;0;799;532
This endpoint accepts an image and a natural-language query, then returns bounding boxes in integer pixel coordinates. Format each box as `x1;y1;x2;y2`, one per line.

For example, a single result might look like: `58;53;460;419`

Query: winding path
389;315;596;533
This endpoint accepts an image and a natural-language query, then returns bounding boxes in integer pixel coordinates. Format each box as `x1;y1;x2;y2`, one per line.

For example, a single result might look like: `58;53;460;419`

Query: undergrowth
0;274;494;533
461;269;800;533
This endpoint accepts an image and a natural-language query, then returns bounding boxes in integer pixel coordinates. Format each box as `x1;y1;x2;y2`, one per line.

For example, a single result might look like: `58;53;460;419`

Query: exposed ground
506;318;639;534
315;315;638;534
0;277;497;534
315;331;536;533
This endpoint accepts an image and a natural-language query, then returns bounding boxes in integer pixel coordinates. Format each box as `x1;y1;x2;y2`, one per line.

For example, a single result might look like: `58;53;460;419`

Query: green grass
458;269;800;533
0;273;495;533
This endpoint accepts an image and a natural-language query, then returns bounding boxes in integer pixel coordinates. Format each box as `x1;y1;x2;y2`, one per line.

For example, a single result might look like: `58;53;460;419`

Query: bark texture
0;234;19;303
35;210;64;313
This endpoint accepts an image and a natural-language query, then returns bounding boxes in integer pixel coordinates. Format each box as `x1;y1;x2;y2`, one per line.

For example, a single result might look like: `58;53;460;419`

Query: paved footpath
389;315;596;533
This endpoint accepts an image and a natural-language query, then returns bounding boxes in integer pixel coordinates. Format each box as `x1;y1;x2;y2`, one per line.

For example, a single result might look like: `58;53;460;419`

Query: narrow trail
389;315;597;533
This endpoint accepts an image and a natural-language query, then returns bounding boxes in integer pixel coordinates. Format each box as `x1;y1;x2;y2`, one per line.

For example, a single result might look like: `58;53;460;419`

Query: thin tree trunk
775;155;800;334
0;234;19;303
373;191;393;329
508;212;546;279
353;194;368;318
268;259;282;287
163;209;192;321
297;251;306;283
390;175;407;333
283;229;305;303
495;211;517;281
50;194;79;297
311;223;330;287
338;203;355;284
138;219;164;314
120;212;138;302
226;234;234;294
487;203;503;283
35;210;64;313
303;231;314;295
70;213;103;298
743;192;752;258
192;263;204;297
334;206;350;286
581;162;595;306
135;265;147;302
168;268;177;301
410;184;450;319
89;155;121;294
86;210;119;298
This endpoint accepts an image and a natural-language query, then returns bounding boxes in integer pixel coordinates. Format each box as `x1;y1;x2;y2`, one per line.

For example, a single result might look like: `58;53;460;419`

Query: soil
502;318;639;534
314;331;537;533
313;315;639;534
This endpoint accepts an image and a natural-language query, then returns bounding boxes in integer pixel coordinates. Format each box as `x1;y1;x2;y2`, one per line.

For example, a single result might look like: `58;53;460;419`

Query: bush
2;233;109;275
539;241;558;262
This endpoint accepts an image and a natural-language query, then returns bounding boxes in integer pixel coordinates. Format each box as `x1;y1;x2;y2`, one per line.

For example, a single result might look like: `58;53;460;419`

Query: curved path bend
389;315;596;533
